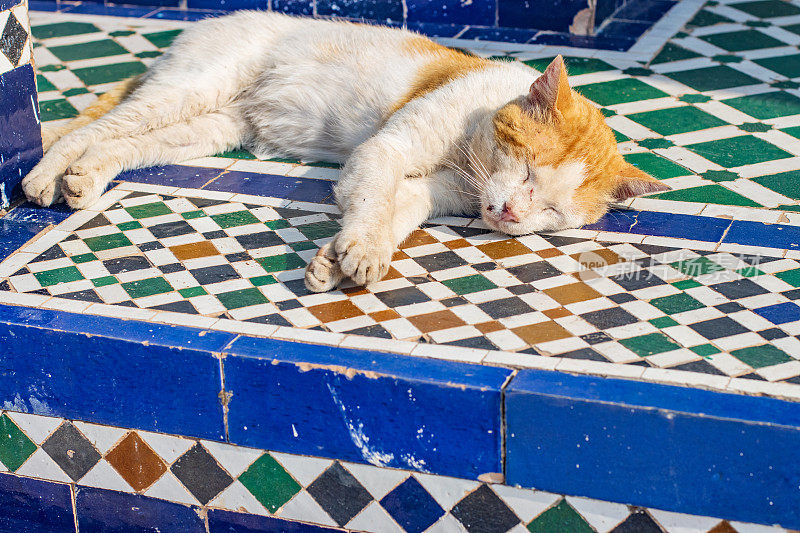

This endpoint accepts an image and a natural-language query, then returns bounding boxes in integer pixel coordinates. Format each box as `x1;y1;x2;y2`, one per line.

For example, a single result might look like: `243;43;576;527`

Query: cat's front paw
61;167;108;210
305;244;345;292
334;229;394;286
22;165;63;207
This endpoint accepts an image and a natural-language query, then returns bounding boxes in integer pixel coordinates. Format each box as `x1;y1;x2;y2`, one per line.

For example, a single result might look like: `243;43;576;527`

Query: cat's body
22;11;668;292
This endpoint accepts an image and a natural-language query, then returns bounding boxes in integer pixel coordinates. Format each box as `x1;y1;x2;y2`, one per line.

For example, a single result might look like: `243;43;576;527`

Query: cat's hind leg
59;108;245;209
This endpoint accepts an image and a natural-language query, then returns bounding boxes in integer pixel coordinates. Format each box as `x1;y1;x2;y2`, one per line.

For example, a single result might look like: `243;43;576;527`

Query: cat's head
477;55;669;235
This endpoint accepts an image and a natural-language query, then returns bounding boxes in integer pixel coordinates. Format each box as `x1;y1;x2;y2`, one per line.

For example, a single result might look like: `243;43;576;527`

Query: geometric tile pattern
4;186;800;387
0;409;788;532
0;4;31;75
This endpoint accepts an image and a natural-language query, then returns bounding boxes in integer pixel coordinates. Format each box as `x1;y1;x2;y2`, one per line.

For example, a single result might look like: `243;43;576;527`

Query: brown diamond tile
444;239;471;250
383;266;403;281
370;309;401;322
543;307;572;319
536;248;563;258
392;250;411;261
709;522;737;533
308;300;365;322
544;282;602;305
341;286;369;296
571;248;621;269
512;321;572;345
477;239;531;259
105;432;167;492
407;310;465;333
170;241;220;261
476;321;504;333
399;230;438;249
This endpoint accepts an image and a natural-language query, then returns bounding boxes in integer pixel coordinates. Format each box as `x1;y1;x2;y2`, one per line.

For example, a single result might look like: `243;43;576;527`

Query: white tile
565;496;630;533
346;501;404;533
136;430;194;464
208;479;268;515
80;460;134;492
15;448;71;482
276;490;338;527
648;508;726;533
4;412;61;445
144;470;201;506
201;441;262;478
343;461;407;500
271;452;332;487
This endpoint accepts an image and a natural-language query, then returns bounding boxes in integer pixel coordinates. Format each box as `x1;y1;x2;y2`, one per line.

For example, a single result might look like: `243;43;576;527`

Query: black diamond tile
224;252;251;263
151;300;198;314
738;372;767;380
632;243;678;255
139;241;164;251
507;261;561;283
711;279;769;300
414;251;467;271
158;263;186;274
149;220;195;239
78;213;112;231
102;256;151;274
306;462;373;526
189;197;225;208
450;484;520;533
346;324;392;338
581;332;612;345
689;317;749;340
41;422;101;482
408;276;431;285
203;230;227;239
29;245;66;263
609;293;637;304
507;284;536;295
450;226;492;238
560;347;607;361
276;299;302;311
0;280;10;291
375;286;430;307
447;336;497;350
281;279;314;297
478;297;533;319
671;359;726;375
171;443;233;505
234;232;284;250
611;272;666;291
715;302;745;313
759;327;788;340
190;264;239;285
473;262;497;271
610;509;665;532
245;313;292;326
441;297;468;307
275;207;319;219
541;234;583;246
59;289;103;303
782;288;800;300
581;307;639;329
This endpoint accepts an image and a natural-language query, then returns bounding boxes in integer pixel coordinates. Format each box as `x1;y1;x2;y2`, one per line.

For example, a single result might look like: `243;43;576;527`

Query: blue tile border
209;509;342;532
0;472;75;533
205;171;335;203
0;219;49;262
506;369;800;530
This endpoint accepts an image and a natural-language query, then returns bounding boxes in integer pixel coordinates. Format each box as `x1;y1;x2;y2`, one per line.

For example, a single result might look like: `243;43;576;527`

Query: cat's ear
528;55;572;113
612;163;670;201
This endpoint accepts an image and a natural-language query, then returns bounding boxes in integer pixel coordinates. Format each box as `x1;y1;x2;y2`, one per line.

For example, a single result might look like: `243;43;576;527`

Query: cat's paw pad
61;169;105;210
305;245;345;292
22;166;63;207
335;232;393;286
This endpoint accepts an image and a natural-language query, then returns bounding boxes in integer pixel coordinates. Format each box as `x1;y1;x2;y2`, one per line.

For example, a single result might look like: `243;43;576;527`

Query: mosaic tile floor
0;409;788;532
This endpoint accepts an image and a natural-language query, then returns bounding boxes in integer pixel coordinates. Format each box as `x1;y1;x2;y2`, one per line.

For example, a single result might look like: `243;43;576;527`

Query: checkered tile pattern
0;409;785;532
4;185;800;385
1;3;32;75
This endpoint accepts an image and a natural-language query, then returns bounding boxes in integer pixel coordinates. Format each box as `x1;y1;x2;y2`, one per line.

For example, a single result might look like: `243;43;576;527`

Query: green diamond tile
125;202;172;219
211;210;260;229
685;135;791;168
39;99;79;122
650;292;706;314
182;210;205;219
679;94;712;105
701;170;739;182
136;51;162;59
620;332;682;356
524;56;615;76
527;500;594;533
62;87;90;97
122;277;173;299
109;30;136;37
290;241;317;251
672;279;702;290
38;64;66;72
671;257;726;276
72;61;148;86
723;91;800;120
737;266;764;277
775;268;800;286
701;29;785;52
31;21;100;39
442;275;497;294
653;184;761;207
84;232;133;252
626;106;727;136
71;252;97;264
297;220;340;240
142;29;183;49
780;125;800;139
649;316;679;328
714;54;744;64
257;253;306;272
576;79;668;106
48;39;128;62
36;74;57;93
250;275;278;286
613;129;630;143
687;9;733;26
34;266;84;287
117;221;143;231
731;344;792;368
665;65;761;92
691;344;721;357
265;219;291;230
731;0;800;17
216;287;269;309
0;414;36;472
782;22;800;36
92;276;117;287
214;148;257;160
754;54;800;78
738;122;772;133
638;138;673;149
751;171;800;200
778;204;800;211
238;453;301;514
179;286;208;298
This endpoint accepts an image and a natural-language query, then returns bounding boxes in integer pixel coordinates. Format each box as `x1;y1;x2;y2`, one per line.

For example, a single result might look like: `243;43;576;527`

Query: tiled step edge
2;303;800;527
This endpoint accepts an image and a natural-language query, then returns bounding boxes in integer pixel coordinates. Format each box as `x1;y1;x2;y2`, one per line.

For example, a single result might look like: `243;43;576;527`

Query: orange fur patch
387;36;492;116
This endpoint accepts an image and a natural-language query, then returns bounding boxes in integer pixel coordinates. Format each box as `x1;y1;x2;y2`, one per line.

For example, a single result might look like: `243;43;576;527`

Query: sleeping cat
22;11;669;292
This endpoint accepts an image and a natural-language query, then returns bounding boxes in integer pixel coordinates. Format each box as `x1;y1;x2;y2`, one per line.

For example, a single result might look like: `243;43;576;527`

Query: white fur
22;12;591;292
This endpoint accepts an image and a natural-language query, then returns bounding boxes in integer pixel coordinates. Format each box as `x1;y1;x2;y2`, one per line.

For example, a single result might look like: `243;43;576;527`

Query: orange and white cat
22;11;668;292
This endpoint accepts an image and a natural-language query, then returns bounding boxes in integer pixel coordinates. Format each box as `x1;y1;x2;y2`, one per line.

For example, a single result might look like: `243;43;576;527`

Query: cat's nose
500;202;518;223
